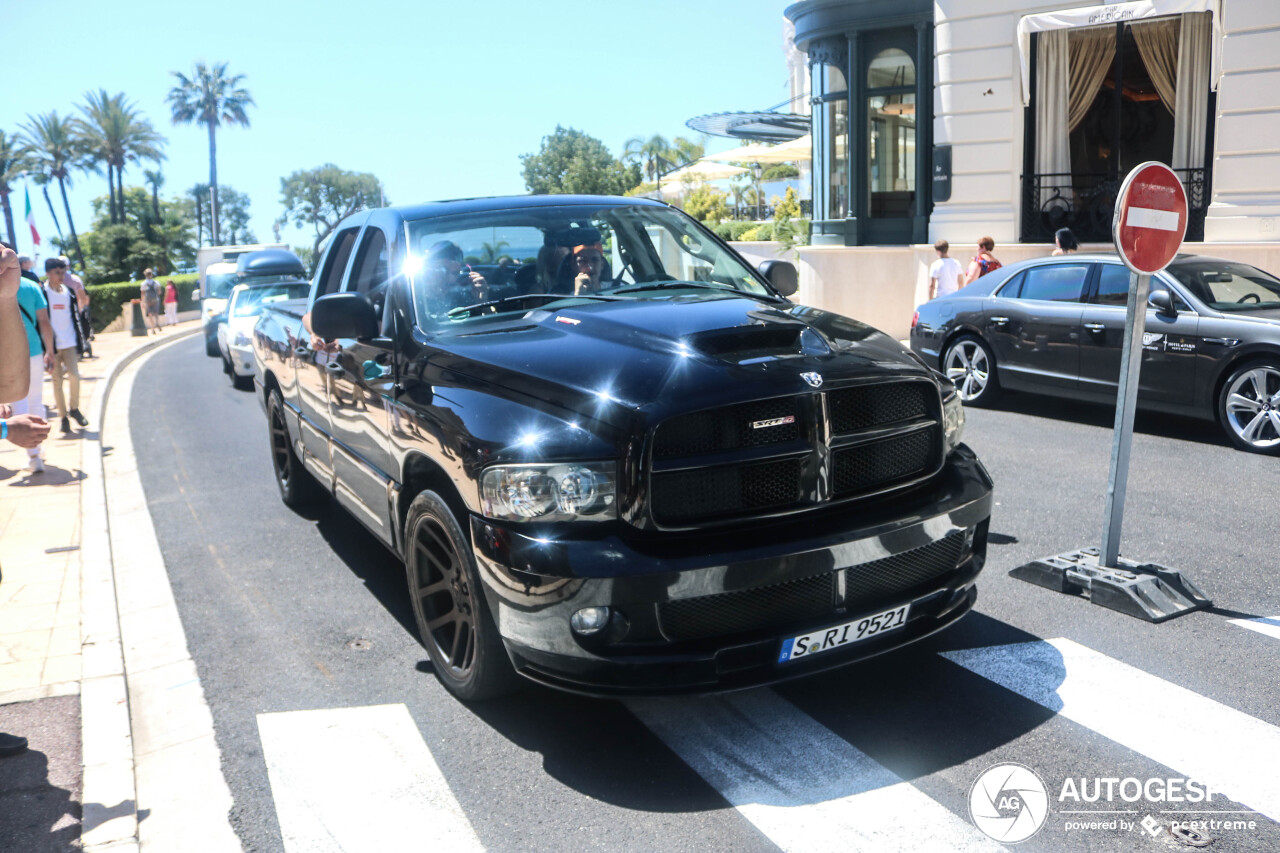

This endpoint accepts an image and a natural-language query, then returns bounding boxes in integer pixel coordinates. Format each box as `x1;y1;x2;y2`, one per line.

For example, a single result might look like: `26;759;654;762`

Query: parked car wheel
267;389;322;507
205;333;219;357
1218;360;1280;455
943;335;1000;405
405;490;519;701
222;351;232;375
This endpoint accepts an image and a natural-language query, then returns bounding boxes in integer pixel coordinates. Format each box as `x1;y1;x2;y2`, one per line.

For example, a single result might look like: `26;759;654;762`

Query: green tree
76;90;166;225
521;126;638;196
20;112;88;270
144;168;164;224
762;163;800;181
78;186;196;282
277;163;385;258
0;131;30;247
218;186;255;243
167;62;255;245
771;186;807;252
682;183;730;225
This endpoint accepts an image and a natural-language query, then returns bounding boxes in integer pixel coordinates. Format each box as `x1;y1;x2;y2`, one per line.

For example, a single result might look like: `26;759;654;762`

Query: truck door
326;220;398;546
295;226;361;484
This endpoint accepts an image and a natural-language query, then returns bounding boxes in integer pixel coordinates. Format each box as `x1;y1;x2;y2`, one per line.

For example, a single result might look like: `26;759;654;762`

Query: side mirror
1147;290;1176;317
312;292;379;340
759;259;799;297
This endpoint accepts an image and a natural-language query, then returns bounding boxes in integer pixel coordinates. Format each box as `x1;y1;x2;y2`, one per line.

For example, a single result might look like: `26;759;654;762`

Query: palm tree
189;183;208;246
624;134;673;185
76;90;166;224
167;62;255;245
0;131;30;247
144;168;164;223
32;173;65;248
20;111;86;270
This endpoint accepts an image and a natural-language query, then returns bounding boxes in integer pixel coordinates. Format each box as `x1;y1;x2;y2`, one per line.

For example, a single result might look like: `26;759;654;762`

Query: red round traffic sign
1112;161;1188;275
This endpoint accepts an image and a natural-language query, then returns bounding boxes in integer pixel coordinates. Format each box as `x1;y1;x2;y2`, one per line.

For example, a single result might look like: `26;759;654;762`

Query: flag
24;186;40;247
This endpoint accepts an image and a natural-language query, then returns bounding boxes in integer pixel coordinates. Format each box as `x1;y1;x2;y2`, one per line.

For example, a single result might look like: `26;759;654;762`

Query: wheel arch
1208;346;1280;418
398;453;470;554
939;324;992;371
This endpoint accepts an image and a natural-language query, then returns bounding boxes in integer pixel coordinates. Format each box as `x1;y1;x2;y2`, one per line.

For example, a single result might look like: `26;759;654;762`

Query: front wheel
405;491;520;701
267;389;322;507
943;335;1000;405
205;333;219;357
1218;361;1280;455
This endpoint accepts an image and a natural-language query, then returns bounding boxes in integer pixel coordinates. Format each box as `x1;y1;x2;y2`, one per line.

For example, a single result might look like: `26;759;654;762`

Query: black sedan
910;253;1280;455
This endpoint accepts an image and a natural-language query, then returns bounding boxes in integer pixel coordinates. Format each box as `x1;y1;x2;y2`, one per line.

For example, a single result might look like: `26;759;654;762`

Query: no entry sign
1112;161;1189;275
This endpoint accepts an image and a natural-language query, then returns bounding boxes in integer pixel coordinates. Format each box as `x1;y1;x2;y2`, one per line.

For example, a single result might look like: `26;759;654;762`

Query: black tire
231;370;253;391
205;333;219;357
267;389;322;507
405;490;520;701
1217;360;1280;455
943;334;1001;406
222;351;232;375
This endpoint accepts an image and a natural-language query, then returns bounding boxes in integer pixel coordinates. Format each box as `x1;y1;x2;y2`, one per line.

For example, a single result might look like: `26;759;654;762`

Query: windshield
230;282;312;317
1168;260;1280;312
404;202;773;331
205;272;238;300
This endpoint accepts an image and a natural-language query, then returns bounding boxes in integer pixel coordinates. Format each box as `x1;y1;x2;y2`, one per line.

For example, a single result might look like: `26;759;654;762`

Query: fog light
570;607;611;635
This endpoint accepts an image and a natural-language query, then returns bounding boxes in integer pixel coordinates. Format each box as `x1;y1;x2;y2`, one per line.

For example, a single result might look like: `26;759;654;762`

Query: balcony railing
1020;168;1207;244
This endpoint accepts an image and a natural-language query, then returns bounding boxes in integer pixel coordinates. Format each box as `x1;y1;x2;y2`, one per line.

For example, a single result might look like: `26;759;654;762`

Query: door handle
1083;323;1106;331
293;346;309;357
989;316;1009;326
325;360;345;375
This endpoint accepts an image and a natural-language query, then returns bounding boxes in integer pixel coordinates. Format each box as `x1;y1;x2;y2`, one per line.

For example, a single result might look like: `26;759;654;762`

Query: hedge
84;273;201;333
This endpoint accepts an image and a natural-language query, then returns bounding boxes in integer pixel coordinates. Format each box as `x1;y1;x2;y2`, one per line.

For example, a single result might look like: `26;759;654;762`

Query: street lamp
751;162;763;220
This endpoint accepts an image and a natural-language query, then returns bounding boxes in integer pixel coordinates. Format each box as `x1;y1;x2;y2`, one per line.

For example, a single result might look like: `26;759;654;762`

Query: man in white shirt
58;256;93;357
928;240;964;300
43;258;87;434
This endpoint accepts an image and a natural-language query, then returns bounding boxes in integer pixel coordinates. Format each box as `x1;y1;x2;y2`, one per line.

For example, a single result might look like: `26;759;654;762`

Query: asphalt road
132;334;1280;853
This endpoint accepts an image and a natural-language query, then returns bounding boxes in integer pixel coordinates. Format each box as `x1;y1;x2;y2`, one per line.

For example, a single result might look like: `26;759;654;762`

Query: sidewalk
0;318;227;852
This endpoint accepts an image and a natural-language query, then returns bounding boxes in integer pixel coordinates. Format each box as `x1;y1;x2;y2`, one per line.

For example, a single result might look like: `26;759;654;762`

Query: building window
813;53;849;221
1023;12;1212;243
867;48;916;219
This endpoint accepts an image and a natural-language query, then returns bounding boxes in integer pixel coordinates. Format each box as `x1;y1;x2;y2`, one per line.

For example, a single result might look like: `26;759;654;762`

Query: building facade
779;0;1280;338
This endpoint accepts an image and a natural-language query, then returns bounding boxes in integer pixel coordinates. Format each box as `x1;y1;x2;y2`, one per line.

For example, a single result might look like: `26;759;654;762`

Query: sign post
1008;162;1212;622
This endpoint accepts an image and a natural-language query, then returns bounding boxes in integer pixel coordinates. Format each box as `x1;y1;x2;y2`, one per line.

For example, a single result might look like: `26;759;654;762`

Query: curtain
1133;18;1180;116
1036;30;1071;178
1067;27;1116;133
1173;11;1212;171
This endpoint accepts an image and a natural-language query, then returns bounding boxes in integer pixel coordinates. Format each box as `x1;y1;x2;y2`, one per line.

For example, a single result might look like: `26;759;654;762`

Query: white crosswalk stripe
626;690;1007;853
941;638;1280;822
256;703;484;853
1228;615;1280;642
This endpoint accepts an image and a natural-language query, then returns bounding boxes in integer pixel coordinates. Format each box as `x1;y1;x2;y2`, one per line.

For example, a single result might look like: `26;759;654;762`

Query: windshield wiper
611;280;785;301
447;292;620;319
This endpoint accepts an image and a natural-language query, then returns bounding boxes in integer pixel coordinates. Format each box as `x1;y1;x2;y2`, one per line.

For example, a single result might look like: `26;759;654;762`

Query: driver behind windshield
424;240;488;313
571;242;607;295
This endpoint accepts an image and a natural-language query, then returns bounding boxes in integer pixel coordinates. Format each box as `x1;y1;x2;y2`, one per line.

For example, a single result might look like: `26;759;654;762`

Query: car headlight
233;330;251;347
480;462;617;522
942;389;965;456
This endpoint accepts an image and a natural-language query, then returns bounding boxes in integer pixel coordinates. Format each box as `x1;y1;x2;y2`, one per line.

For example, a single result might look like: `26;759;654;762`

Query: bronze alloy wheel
404;490;519;701
267;390;319;507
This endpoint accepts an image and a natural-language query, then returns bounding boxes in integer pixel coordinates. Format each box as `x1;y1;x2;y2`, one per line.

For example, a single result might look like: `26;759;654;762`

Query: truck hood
427;294;933;420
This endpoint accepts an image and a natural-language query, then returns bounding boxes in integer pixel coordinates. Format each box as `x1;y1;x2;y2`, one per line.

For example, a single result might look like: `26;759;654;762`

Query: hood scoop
690;325;832;364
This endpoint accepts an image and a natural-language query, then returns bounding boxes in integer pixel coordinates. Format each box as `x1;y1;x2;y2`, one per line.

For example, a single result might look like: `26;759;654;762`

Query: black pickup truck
252;194;993;700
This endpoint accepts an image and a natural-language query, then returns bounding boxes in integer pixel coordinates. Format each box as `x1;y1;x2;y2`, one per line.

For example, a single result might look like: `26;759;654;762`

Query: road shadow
985;390;1229;449
0;748;81;853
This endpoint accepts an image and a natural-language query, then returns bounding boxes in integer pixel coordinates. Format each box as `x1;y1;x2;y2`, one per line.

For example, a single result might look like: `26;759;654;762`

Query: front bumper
470;445;994;696
229;342;255;377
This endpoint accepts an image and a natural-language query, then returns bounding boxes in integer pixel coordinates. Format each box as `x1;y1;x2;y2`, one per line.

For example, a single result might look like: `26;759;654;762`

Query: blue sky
3;0;797;260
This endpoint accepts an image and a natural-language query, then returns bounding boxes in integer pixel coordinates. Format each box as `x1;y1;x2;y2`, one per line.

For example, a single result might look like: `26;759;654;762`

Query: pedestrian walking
60;256;94;357
140;268;162;334
13;257;53;472
42;258;88;435
1052;228;1079;255
17;253;40;284
964;236;1003;286
164;279;179;327
928;240;964;300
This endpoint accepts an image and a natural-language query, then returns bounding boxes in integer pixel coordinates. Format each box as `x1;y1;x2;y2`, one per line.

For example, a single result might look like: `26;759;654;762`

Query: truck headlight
480;462;617;522
942;389;965;456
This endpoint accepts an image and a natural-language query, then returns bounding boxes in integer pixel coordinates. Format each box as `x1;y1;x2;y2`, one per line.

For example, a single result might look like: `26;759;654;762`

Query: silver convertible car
910;254;1280;455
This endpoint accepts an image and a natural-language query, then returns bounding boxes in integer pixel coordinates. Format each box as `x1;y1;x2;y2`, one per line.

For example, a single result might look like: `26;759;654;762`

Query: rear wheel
1218;360;1280;455
943;335;1000;405
205;333;219;357
405;491;519;701
267;389;321;507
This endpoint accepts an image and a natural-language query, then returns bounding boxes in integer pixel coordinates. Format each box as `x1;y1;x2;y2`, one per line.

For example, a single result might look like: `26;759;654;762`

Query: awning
685;111;809;143
704;135;812;165
1017;0;1221;105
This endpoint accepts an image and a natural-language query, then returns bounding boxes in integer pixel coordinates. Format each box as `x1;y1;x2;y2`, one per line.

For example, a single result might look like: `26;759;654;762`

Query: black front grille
844;531;967;611
658;573;836;642
832;427;938;497
653;396;801;458
829;382;931;435
651;458;802;525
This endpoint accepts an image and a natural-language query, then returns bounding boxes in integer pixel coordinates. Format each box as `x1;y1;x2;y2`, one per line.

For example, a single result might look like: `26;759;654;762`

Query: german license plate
777;603;911;663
